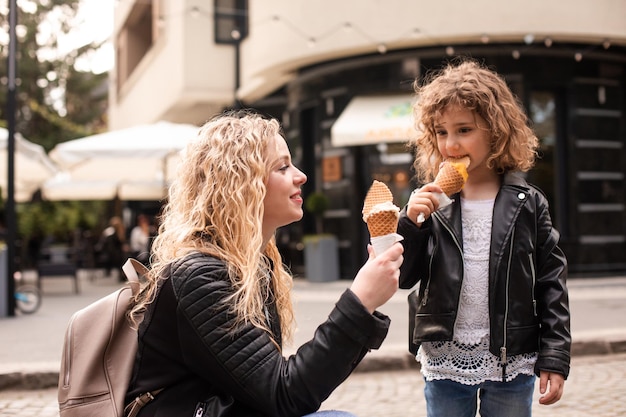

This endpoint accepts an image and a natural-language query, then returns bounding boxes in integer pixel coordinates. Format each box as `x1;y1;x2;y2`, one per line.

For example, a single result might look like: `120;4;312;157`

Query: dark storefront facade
256;44;626;279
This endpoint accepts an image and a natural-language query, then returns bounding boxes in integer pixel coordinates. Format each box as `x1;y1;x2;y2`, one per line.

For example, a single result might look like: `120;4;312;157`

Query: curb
2;339;625;391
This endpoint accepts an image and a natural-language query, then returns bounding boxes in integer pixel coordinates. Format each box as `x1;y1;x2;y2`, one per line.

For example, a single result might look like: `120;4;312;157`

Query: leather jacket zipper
530;252;537;317
427;212;464;308
501;227;515;381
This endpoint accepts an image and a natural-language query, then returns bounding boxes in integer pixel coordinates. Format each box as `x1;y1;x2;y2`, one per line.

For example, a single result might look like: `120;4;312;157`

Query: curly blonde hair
411;59;539;184
130;110;295;346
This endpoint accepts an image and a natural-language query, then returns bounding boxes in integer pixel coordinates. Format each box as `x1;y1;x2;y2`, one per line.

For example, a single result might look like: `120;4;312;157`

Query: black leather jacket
398;172;571;379
126;252;390;417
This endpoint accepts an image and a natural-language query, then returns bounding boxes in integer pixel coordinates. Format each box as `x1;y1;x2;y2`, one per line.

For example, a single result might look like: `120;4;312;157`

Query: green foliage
0;1;110;246
304;192;330;235
17;200;107;241
0;0;107;151
304;192;330;217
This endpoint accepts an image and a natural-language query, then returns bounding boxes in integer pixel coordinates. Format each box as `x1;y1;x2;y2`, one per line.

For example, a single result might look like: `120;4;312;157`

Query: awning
331;94;418;147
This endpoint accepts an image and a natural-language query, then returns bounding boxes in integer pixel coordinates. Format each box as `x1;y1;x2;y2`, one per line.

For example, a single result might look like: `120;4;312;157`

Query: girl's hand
407;184;443;226
538;371;565;405
350;242;404;313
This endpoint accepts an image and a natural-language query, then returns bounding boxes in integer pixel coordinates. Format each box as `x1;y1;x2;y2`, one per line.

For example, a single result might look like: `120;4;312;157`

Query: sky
68;0;115;74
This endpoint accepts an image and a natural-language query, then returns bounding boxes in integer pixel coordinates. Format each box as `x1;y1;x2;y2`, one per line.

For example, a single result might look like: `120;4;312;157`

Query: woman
124;110;404;417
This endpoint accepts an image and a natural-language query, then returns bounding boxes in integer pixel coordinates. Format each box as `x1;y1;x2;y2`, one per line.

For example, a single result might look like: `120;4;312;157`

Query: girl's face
262;135;307;239
434;105;492;175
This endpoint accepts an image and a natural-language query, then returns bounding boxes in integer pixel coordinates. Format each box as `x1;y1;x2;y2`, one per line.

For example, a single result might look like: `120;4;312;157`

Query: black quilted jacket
125;252;390;417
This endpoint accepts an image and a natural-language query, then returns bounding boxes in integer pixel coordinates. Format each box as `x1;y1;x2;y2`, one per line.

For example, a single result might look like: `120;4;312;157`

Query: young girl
398;60;570;417
124;111;404;417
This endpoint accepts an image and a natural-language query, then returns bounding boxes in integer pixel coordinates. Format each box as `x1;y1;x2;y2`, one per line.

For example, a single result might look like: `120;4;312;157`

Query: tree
0;0;111;266
0;0;108;151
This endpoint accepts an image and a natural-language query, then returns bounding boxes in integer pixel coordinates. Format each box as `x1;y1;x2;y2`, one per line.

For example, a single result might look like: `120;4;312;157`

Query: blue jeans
303;411;357;417
424;374;535;417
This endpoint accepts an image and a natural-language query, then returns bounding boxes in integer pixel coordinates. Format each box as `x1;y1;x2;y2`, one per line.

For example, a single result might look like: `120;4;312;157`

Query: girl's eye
459;127;472;133
435;130;447;136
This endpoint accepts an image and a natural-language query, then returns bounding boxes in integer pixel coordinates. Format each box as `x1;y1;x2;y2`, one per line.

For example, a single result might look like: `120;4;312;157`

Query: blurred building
110;0;626;277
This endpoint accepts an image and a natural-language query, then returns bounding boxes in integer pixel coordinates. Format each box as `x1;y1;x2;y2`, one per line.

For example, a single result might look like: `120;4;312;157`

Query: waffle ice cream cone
434;156;470;196
366;204;399;237
362;180;394;222
362;181;402;255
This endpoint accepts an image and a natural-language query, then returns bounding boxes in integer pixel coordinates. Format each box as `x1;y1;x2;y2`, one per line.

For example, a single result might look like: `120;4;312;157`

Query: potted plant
302;192;339;282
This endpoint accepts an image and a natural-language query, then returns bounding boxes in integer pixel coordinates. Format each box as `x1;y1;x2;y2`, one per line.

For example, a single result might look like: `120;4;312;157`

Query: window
116;1;159;90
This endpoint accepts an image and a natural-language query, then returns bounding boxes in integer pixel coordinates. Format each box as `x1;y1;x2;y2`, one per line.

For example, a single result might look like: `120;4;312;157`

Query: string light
153;5;616;63
523;34;534;45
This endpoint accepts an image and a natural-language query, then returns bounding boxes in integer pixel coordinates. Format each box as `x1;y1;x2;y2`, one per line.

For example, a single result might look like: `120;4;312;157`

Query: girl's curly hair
411;58;539;183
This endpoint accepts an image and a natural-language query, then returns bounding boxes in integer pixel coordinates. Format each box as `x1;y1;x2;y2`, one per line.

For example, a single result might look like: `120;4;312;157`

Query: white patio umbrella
0;127;59;203
42;121;200;201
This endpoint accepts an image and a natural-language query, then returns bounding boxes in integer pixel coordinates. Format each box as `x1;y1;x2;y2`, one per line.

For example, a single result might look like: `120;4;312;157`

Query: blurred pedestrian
129;214;151;265
96;216;127;281
399;59;570;416
124;110;403;417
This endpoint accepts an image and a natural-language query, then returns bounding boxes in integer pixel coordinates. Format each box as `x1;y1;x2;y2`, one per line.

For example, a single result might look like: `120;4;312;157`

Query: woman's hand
350;242;404;313
406;184;442;225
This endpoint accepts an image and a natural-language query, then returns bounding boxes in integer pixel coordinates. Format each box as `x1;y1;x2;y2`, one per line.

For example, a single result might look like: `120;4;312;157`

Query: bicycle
14;271;42;315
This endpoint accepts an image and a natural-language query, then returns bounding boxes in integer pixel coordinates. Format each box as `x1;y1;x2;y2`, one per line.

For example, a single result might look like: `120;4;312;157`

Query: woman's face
262;135;307;239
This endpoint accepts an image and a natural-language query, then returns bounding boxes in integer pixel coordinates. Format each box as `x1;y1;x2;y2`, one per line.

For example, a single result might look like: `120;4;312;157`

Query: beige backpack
58;258;160;417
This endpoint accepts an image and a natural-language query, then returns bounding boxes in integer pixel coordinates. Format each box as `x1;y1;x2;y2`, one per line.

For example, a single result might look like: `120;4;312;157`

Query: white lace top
417;198;537;384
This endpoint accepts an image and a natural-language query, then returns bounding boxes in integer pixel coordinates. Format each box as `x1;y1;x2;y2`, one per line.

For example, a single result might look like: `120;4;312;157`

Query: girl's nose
446;136;460;151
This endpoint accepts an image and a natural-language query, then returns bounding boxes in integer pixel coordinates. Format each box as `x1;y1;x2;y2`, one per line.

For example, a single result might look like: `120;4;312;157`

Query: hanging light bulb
574;52;583;62
512;50;521;59
190;6;200;18
307;37;317;48
544;37;553;47
343;22;352;32
377;43;387;54
523;34;534;45
602;39;611;49
480;34;490;44
445;46;455;56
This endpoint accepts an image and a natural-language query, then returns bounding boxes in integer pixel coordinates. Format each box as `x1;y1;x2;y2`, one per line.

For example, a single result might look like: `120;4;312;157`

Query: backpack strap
122;258;149;296
124;388;164;417
121;258;163;417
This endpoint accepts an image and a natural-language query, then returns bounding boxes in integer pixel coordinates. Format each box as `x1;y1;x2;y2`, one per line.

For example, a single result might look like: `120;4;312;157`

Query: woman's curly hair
129;110;295;346
411;58;539;184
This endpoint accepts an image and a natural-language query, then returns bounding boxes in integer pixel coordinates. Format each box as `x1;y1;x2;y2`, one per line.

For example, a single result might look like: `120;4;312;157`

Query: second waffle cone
367;210;398;237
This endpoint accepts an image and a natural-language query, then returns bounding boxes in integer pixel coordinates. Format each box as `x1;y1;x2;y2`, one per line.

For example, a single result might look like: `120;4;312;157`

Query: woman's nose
296;168;307;185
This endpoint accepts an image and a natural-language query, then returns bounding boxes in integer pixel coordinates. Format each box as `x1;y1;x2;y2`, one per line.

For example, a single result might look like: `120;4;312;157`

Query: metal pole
5;0;18;316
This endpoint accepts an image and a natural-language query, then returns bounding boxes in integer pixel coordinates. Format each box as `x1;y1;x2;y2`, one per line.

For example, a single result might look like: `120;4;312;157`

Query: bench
37;262;79;294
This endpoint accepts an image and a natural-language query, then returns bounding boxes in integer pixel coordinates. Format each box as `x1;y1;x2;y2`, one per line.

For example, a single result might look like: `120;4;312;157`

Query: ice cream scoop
433;156;470;196
362;180;403;254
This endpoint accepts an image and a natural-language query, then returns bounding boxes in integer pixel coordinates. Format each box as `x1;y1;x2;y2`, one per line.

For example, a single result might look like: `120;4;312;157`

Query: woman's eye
278;164;290;171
